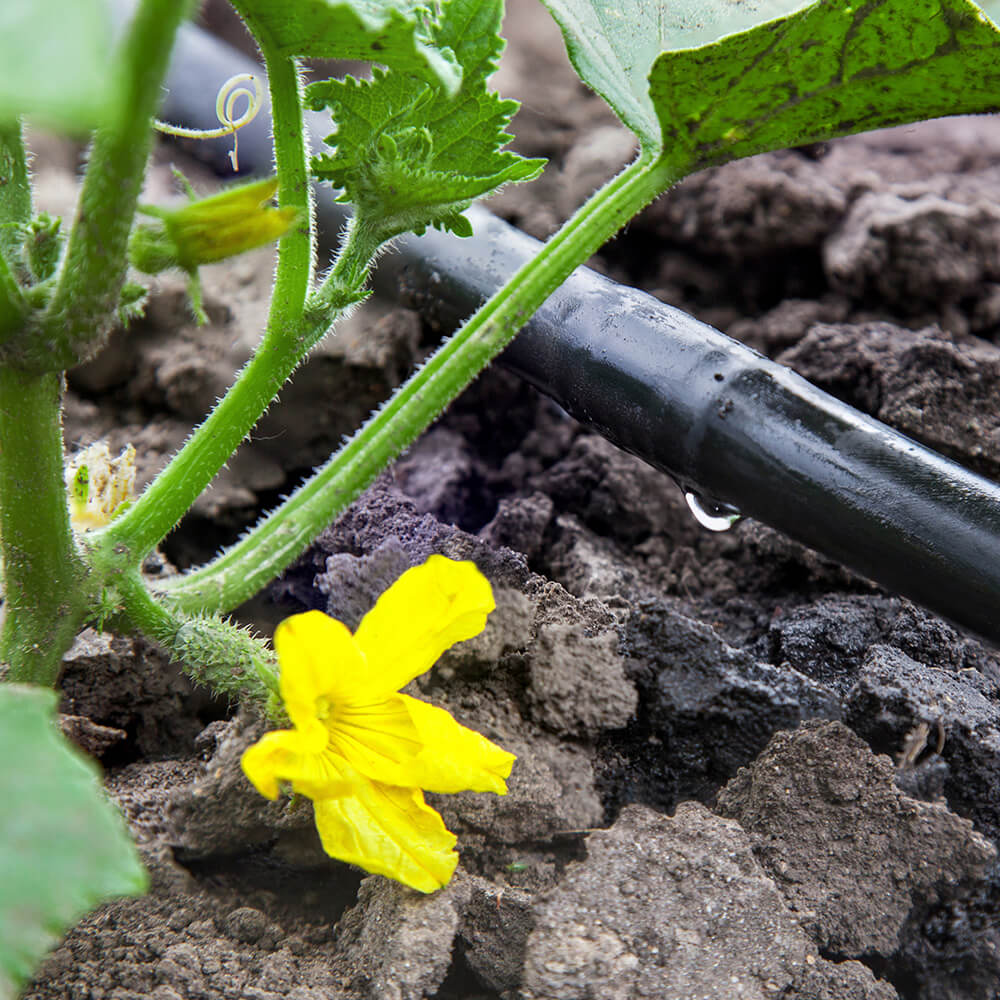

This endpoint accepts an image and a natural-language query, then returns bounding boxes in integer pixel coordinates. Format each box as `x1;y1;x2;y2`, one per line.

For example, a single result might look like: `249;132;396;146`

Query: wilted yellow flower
65;442;136;531
241;555;515;893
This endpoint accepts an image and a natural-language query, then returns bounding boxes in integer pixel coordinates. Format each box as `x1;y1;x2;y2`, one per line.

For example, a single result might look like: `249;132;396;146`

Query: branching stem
111;571;279;707
158;153;680;614
99;44;317;570
99;200;379;573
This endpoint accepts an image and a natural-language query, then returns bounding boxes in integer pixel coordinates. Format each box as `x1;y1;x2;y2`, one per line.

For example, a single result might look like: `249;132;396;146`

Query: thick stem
159;154;680;613
0;370;87;684
33;0;192;373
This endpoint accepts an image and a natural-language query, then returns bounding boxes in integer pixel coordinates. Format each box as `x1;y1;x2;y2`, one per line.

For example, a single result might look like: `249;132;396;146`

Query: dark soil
22;2;1000;998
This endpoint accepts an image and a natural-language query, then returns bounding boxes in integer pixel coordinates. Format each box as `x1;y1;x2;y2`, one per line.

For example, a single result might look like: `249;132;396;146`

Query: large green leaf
0;0;115;128
0;686;147;998
651;0;1000;169
540;0;811;151
541;0;1000;163
230;0;461;94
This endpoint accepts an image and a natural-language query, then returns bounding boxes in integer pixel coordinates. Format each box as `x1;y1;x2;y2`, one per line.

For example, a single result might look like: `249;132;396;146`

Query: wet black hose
375;212;1000;645
156;19;1000;644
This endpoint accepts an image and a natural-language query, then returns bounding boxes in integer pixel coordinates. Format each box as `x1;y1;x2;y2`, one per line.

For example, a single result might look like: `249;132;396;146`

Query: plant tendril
154;74;263;171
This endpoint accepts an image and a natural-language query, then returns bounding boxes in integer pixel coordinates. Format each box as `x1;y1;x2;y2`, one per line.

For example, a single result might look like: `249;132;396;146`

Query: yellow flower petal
402;694;516;795
352;556;495;699
327;694;514;794
241;728;351;800
326;695;422;787
274;611;369;731
313;778;458;893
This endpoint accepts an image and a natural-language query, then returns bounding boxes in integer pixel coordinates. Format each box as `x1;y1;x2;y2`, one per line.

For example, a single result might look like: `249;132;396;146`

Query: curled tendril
154;74;263;172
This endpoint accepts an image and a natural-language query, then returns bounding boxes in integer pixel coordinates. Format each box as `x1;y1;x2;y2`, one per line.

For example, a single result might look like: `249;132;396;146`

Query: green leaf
541;0;1000;164
308;0;545;239
0;0;115;129
650;0;1000;169
229;0;461;94
540;0;811;152
0;686;147;997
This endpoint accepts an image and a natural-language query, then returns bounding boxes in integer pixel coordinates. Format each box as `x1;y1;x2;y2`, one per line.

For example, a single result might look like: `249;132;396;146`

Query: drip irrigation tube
155;18;1000;644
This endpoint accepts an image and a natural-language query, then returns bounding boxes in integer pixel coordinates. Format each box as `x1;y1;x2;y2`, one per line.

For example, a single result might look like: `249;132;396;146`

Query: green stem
0;370;87;684
0;122;30;342
98;207;379;567
108;570;180;645
96;46;315;567
159;153;681;614
33;0;191;373
0;251;26;342
261;52;313;340
0;120;30;265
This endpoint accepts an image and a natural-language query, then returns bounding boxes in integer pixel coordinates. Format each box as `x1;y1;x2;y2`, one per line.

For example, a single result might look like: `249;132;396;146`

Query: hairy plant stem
159;153;681;614
262;53;313;339
33;0;192;373
99;209;378;575
0;121;30;263
0;0;194;687
0;123;30;341
99;46;360;576
0;371;87;685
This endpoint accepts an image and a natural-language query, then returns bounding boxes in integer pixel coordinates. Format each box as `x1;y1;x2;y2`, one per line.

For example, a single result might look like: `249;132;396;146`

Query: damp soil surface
23;2;1000;998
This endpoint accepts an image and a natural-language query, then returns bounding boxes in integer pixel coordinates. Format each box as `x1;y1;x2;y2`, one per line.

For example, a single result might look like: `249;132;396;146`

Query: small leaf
308;0;544;239
117;281;148;327
0;0;116;129
540;0;811;152
229;0;461;94
650;0;1000;169
0;686;147;996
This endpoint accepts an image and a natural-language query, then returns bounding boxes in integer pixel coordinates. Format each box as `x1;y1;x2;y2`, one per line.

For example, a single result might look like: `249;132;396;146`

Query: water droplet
685;492;742;532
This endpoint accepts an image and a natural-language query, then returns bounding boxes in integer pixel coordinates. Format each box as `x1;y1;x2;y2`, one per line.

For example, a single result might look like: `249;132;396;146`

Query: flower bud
130;177;299;275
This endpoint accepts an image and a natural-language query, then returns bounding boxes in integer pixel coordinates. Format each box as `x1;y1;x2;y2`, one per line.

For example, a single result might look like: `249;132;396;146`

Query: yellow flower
241;555;516;893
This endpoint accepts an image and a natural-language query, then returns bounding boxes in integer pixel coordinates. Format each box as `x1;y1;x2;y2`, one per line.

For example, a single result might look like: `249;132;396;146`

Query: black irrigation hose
156;19;1000;644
